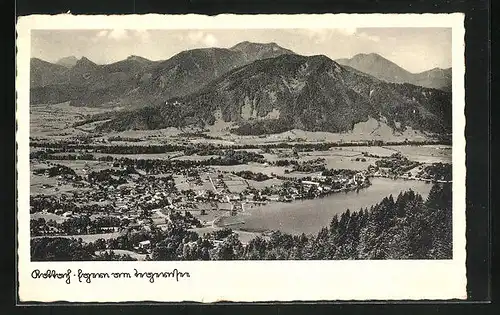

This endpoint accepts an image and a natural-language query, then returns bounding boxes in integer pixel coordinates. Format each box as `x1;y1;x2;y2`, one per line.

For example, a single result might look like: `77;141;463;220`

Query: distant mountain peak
231;41;290;50
126;55;152;63
56;56;78;68
230;41;295;62
352;52;397;64
336;53;452;91
76;56;96;65
426;67;451;73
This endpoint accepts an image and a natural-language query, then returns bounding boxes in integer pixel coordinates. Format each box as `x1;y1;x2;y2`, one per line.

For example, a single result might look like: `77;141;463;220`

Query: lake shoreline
215;177;433;236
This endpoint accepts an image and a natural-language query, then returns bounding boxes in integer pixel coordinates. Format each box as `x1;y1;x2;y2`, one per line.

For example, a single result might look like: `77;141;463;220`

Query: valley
28;41;453;261
29;101;452;261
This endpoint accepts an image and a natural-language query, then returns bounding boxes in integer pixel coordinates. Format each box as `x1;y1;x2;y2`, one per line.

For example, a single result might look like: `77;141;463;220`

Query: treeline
31;139;451;155
112;156;257;174
321;169;358;177
87;167;138;184
32;164;80;178
232;170;271;182
30;195;115;214
31;152;96;161
418;163;452;181
375;152;421;175
72;112;117;128
290;158;327;173
31;142;184;154
184;148;265;163
30;211;204;261
31;215;125;237
176;132;223;140
107;136;144;142
30;237;137;261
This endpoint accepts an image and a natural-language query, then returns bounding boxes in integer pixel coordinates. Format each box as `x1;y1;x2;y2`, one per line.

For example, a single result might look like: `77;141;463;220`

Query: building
138;240;151;250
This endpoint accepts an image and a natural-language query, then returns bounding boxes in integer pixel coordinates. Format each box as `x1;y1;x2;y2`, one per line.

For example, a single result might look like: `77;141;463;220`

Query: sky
31;28;451;73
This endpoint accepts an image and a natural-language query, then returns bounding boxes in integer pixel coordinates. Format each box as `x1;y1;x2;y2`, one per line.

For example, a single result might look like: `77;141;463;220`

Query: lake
227;178;433;235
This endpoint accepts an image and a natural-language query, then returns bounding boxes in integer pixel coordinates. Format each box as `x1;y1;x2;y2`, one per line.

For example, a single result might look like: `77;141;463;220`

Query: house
313;175;327;182
301;180;320;187
138;240;151;250
101;226;120;233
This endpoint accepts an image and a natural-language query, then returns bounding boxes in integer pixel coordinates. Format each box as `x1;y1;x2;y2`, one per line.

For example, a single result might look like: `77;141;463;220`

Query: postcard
16;13;466;302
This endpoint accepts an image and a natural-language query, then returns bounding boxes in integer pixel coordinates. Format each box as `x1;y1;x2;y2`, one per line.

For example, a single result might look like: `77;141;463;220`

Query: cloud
109;29;129;40
186;31;219;47
96;30;108;37
296;28;358;43
337;28;357;36
93;29;152;42
135;30;151;42
357;32;380;42
94;29;129;41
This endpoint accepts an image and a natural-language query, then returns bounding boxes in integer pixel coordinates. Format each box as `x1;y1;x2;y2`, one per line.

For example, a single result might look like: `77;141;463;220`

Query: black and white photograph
17;13;466;302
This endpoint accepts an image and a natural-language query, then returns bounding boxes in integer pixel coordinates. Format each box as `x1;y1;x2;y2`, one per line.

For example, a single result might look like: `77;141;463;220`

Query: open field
31;174;89;195
30;103;441;145
93;152;184;160
30;102;112;139
298;150;377;170
330;146;395;157
211;164;290;176
384;145;452;163
246;178;283;189
189;226;261;244
173;174;214;192
30;212;68;223
172;154;219;161
43;160;113;175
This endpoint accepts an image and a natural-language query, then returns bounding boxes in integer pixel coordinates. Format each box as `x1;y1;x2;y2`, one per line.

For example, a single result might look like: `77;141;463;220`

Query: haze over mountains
30;41;452;136
336;53;452;92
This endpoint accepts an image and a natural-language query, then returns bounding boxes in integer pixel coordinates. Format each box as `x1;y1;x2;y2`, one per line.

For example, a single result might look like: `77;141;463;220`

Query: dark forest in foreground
31;183;452;261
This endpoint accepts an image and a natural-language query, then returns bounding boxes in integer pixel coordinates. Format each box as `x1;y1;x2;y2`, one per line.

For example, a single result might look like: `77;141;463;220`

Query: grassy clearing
384;145;452;163
189;226;260;244
211;164;289;176
30;102;113;138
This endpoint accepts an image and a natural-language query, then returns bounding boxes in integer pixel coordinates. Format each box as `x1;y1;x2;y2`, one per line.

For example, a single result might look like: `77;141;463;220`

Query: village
29;139;452;260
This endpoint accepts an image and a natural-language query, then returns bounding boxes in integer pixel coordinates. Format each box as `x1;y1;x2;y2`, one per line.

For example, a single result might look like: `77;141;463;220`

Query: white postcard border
16;13;466;303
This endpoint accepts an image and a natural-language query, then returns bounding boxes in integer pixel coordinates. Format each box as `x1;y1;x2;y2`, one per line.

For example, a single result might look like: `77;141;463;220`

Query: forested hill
31;183;452;261
98;54;452;135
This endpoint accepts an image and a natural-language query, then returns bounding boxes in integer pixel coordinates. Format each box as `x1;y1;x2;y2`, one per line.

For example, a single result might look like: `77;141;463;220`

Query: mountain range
30;41;295;107
335;53;452;92
30;42;452;135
